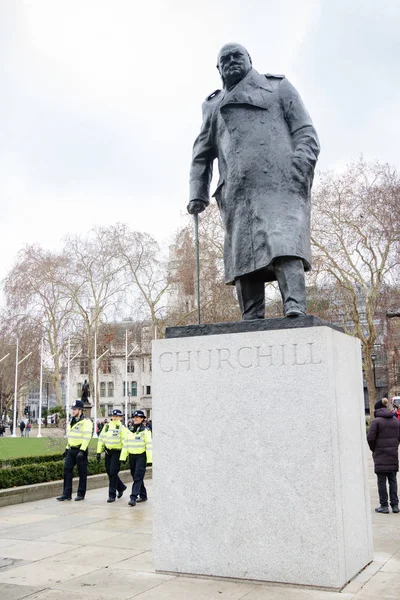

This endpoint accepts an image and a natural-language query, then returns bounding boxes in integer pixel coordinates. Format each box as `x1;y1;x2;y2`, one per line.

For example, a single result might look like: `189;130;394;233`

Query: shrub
0;457;108;490
0;446;98;469
0;454;64;468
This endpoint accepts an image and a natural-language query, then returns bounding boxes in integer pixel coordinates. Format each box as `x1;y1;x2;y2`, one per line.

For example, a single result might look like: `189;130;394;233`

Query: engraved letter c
237;346;253;369
159;352;173;372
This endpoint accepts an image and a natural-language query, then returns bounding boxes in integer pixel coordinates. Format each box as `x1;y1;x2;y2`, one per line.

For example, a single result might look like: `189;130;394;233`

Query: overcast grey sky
1;0;400;282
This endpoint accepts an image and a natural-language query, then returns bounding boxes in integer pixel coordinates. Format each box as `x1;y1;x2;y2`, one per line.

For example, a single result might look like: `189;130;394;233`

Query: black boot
136;497;148;503
375;506;389;514
107;497;115;503
128;498;136;506
75;496;85;501
392;505;399;513
56;495;72;501
117;485;127;499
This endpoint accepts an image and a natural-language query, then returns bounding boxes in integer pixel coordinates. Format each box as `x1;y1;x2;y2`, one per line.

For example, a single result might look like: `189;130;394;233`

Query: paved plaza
0;461;399;599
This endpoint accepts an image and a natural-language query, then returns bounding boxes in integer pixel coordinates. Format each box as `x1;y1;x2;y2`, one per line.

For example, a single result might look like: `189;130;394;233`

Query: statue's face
217;44;251;88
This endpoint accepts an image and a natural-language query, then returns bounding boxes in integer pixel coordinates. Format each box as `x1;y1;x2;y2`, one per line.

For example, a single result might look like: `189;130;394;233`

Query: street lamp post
11;341;32;438
0;353;9;420
37;338;44;437
371;352;377;389
65;338;82;436
125;330;137;422
93;332;109;439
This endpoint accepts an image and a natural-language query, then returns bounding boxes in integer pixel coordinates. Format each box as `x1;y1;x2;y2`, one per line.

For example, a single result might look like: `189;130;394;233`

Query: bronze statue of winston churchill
188;43;320;320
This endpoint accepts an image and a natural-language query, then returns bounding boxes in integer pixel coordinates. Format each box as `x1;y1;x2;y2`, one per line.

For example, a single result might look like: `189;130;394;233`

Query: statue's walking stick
194;213;201;325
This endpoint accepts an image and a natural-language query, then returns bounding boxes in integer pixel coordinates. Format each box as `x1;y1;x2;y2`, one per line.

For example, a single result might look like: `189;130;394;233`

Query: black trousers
235;257;306;320
377;472;399;507
129;452;147;501
105;450;125;499
63;448;88;498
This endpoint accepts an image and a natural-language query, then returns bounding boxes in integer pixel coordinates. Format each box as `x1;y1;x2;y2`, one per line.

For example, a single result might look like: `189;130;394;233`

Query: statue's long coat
189;68;320;284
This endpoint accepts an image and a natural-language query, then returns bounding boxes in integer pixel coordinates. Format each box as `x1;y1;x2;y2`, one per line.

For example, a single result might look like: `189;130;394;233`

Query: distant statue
188;43;320;320
81;379;90;402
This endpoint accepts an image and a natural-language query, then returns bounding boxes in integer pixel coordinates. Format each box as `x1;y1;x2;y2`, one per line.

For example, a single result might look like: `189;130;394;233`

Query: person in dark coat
188;43;320;319
367;398;400;514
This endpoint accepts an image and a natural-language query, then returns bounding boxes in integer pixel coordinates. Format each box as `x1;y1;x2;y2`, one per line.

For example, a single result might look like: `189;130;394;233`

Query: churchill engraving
158;342;322;373
187;43;320;320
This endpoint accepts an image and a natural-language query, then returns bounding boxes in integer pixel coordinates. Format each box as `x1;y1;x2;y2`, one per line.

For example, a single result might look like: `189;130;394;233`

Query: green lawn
0;438;98;460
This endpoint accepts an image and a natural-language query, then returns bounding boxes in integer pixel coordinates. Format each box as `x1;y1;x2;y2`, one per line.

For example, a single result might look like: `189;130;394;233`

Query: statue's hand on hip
187;200;207;215
291;158;310;185
291;158;312;194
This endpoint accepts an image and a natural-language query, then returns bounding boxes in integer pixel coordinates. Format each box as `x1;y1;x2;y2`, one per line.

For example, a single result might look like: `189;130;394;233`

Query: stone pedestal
152;323;373;590
82;401;92;420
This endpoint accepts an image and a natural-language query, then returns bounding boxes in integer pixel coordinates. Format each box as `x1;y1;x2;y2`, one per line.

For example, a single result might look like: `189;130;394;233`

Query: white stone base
152;326;373;589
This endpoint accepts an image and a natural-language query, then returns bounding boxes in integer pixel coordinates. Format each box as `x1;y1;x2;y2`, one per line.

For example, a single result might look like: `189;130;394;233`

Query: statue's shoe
285;309;306;318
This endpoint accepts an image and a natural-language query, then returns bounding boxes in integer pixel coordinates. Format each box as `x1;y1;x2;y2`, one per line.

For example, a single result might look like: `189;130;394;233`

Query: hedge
0;453;64;469
0;457;117;490
0;446;98;469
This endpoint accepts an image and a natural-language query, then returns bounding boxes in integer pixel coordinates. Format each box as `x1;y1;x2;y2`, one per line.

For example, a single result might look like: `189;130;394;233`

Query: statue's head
217;43;252;89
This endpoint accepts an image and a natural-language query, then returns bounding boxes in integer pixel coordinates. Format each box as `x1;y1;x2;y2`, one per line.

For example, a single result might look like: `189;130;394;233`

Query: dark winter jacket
367;408;400;473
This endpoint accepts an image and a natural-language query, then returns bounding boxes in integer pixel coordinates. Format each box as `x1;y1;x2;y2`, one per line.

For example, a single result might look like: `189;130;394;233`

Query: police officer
57;400;93;501
120;410;152;506
96;408;128;503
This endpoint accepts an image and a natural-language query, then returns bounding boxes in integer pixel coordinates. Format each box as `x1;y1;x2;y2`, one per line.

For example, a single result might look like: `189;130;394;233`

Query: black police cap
71;400;84;410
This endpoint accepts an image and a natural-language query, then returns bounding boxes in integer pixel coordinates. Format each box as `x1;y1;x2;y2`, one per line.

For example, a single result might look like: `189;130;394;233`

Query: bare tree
62;226;127;411
4;246;75;406
112;224;171;339
311;158;400;415
0;313;40;421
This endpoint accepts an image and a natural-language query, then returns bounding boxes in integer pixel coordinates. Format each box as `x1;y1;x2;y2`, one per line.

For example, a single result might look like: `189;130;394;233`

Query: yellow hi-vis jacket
120;426;152;463
67;416;92;451
96;421;128;453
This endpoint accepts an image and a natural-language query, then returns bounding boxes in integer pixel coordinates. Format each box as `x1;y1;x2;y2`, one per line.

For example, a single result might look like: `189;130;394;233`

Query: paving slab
91;531;153;551
20;590;96;600
0;557;31;572
341;561;384;595
0;537;19;550
0;559;100;587
0;514;100;540
113;550;155;573
381;551;400;574
0;582;46;599
2;513;56;526
238;585;354;600
38;526;120;545
0;540;78;561
54;568;174;599
48;544;136;568
352;571;400;598
129;575;256;599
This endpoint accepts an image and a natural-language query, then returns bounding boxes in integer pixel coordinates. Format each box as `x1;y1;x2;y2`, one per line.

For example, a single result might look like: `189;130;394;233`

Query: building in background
70;321;153;419
26;382;58;421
